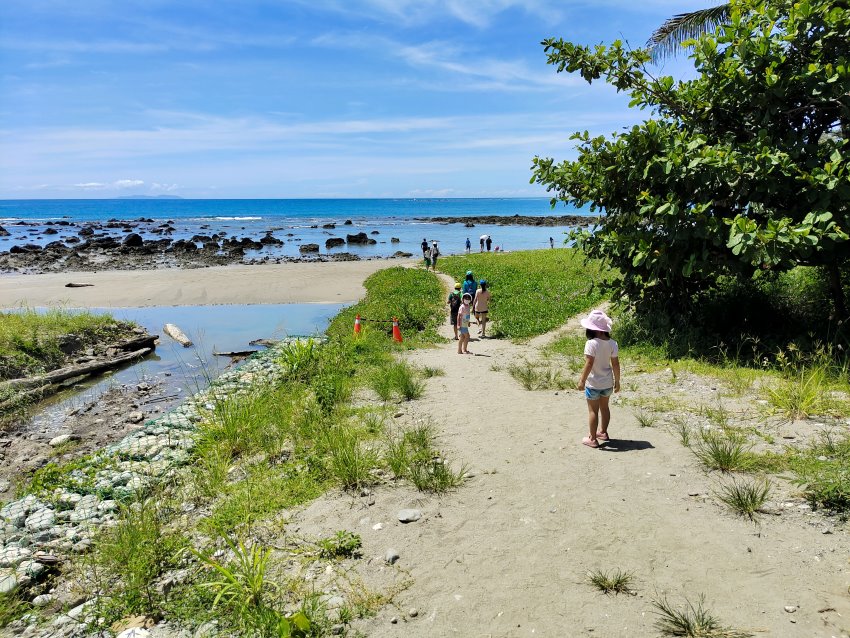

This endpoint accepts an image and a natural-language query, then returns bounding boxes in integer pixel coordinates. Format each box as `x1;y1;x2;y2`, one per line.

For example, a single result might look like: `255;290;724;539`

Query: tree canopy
532;0;850;317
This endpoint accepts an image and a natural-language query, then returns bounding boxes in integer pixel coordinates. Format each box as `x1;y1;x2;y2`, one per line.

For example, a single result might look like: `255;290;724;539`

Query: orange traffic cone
392;317;403;343
354;314;362;337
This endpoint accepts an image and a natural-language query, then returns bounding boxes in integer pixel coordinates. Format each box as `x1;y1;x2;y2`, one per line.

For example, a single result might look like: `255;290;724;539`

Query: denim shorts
585;386;613;400
459;327;469;335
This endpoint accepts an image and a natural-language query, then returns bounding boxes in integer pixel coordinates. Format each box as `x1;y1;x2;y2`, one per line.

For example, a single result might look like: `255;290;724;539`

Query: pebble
398;509;422;523
409;608;419;618
784;605;797;613
385;549;400;565
372;523;383;530
390;617;398;624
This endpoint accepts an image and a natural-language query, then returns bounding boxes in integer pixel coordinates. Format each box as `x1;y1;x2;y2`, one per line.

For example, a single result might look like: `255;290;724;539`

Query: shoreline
0;259;411;308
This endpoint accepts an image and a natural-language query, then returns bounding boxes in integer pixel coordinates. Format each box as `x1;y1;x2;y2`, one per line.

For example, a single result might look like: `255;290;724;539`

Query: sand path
318;274;850;637
0;260;409;308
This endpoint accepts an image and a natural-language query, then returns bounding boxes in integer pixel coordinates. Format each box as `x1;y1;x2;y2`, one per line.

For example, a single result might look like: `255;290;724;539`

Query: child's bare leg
586;399;600;441
598;395;611;436
481;316;488;336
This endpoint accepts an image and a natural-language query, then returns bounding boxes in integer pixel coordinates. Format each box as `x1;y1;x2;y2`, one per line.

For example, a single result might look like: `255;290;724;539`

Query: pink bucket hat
580;309;613;333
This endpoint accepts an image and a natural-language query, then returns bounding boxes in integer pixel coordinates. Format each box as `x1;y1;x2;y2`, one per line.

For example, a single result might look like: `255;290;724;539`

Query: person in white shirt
576;310;620;448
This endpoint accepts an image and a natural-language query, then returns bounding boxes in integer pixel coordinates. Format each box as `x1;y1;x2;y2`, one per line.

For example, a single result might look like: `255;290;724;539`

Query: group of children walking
447;270;491;355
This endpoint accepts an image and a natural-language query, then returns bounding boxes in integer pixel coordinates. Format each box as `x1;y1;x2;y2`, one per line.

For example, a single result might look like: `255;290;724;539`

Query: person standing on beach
479;236;485;252
447;283;462;340
465;237;471;254
472;280;491;337
550;236;554;249
429;241;440;272
485;235;492;252
457;293;472;354
576;310;620;449
421;238;429;258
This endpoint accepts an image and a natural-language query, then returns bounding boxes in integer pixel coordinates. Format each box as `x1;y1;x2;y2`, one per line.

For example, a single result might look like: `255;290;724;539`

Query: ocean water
0;198;588;258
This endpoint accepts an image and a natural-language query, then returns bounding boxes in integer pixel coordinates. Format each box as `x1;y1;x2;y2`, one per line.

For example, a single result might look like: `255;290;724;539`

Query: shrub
587;568;634;595
715;478;771;521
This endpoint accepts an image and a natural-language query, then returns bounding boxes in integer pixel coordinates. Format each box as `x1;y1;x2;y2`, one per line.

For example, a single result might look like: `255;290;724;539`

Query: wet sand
0;260;411;308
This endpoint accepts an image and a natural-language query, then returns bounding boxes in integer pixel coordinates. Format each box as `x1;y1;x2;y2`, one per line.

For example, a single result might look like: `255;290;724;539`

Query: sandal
582;437;599;448
596;432;610;441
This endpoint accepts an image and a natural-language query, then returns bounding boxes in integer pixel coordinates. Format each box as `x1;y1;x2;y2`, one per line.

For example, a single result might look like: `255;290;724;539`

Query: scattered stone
0;479;10;492
48;434;79;447
127;411;145;424
409;608;419;618
390;617;398;624
0;571;18;594
784;605;797;613
385;549;400;565
398;509;422;523
32;593;55;607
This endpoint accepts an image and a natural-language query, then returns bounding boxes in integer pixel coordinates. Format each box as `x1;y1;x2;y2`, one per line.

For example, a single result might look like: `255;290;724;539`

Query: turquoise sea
0;198;589;258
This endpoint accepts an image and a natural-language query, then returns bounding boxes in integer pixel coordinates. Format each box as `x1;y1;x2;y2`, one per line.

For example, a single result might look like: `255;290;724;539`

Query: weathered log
213;350;260;357
163;323;193;347
65;283;94;288
0;347;154;392
117;334;158;351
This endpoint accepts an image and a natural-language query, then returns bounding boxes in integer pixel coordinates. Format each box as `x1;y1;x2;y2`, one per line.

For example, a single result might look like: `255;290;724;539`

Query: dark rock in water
10;244;40;253
423;214;597;227
344;219;353;225
322;223;336;229
45;241;69;252
465;222;475;227
325;237;345;249
78;226;95;237
65;237;80;244
0;226;11;237
43;228;58;235
171;239;198;252
299;243;320;253
346;232;375;245
331;252;360;261
202;241;220;251
190;235;212;243
392;251;413;258
56;220;72;226
391;237;400;243
260;233;283;245
371;230;380;235
123;233;144;247
309;225;318;229
89;237;119;249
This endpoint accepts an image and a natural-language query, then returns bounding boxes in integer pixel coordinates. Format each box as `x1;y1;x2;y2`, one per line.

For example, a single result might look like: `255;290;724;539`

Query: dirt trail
290;273;849;637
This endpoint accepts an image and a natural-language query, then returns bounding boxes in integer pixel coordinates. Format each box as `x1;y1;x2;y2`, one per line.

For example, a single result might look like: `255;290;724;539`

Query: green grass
0;307;136;381
384;422;467;493
317;531;362;559
439;249;606;341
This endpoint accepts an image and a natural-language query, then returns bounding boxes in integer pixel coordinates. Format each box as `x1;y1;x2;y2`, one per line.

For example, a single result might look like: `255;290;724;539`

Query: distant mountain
115;194;184;200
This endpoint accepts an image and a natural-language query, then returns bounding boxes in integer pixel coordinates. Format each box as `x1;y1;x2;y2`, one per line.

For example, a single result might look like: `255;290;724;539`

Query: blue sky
0;0;710;199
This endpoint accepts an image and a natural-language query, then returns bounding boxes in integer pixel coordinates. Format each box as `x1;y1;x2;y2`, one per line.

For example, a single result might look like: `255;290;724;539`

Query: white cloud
151;182;179;192
114;179;144;189
73;182;107;189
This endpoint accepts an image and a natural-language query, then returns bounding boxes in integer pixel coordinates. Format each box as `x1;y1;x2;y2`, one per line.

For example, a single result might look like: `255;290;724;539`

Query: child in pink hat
577;309;620;448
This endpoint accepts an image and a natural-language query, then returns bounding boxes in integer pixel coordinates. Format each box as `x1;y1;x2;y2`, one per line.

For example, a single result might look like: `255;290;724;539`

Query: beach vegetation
652;594;752;637
439;249;606;341
692;430;755;473
533;1;850;328
587;568;635;595
385;422;467;493
0;307;136;380
85;496;188;625
0;592;28;629
507;359;571;391
715;477;771;521
317;530;362;560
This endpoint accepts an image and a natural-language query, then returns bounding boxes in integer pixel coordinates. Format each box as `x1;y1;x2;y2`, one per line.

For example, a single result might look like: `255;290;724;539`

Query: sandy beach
0;260;410;308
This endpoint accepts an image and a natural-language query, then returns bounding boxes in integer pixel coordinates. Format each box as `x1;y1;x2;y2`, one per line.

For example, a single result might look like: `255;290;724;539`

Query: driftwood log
213;350;260;357
249;338;279;347
163;323;193;347
65;283;94;288
0;347;153;392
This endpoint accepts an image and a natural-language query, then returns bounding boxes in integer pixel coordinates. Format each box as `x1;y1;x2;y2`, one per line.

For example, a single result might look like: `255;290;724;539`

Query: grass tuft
652;594;752;637
384;422;466;493
508;359;570;391
715;477;771;521
692;431;755;473
765;365;831;420
587;568;634;595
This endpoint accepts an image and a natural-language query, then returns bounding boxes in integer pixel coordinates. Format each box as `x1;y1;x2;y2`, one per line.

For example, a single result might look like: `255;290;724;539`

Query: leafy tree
647;4;731;61
532;0;850;318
